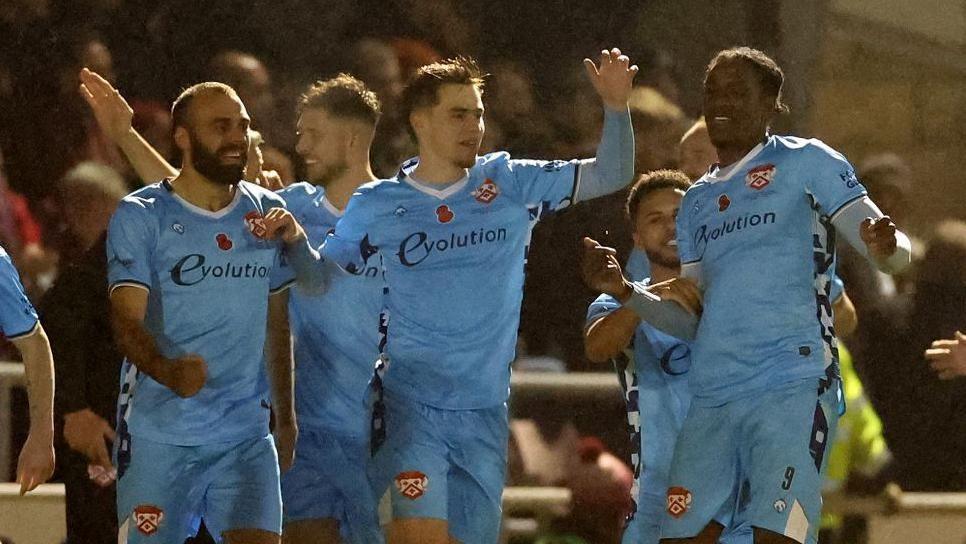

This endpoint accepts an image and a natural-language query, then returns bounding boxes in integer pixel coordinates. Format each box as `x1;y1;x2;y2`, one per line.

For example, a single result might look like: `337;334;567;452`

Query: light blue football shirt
0;245;39;339
324;152;587;409
107;180;294;446
675;135;866;406
279;182;383;438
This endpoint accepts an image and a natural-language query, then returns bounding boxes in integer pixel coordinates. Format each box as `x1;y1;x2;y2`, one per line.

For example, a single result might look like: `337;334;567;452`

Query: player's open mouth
666;240;677;247
303;159;318;165
221;152;243;162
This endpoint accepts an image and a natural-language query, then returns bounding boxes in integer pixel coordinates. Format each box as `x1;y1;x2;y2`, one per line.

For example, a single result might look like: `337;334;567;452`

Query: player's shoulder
238;180;286;208
275;181;320;209
473;151;515;176
770;135;849;165
117;182;170;214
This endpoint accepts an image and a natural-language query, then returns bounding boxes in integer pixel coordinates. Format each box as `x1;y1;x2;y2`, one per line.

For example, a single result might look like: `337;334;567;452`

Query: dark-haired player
586;47;910;544
323;50;638;544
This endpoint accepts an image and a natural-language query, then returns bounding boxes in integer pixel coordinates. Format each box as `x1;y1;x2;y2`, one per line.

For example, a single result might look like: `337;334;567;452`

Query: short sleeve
502;155;588;213
322;185;380;274
803;140;867;218
0;250;38;339
675;189;699;265
586;293;622;326
107;200;157;293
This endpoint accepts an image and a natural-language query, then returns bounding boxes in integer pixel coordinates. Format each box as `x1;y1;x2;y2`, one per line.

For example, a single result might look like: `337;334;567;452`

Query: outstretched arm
79;68;179;182
831;197;912;275
574;48;637;202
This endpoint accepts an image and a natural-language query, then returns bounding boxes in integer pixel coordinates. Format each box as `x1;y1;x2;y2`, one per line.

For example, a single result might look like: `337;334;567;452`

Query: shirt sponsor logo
170;254;270;286
692;212;777;259
395;471;428;500
746;163;776;190
398;228;508;267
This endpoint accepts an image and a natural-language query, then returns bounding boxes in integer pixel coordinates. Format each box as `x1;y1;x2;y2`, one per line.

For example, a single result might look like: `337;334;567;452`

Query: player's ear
173;126;191;154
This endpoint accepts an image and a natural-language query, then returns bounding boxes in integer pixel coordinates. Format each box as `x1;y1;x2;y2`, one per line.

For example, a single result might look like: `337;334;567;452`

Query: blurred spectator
485;59;556;157
350;38;415;177
41;235;120;544
861;220;966;491
634;47;680;105
678;117;717;181
130;99;174;163
56;161;127;256
507;367;632;544
0;148;54;300
627;86;687;174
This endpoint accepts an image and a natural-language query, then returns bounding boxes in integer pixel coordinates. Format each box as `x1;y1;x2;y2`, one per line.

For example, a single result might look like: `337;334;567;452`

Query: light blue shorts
117;434;281;543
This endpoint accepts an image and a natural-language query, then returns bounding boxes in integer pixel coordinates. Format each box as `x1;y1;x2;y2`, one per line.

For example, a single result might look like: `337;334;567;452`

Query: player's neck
715;134;766;167
325;161;376;211
411;152;467;185
171;168;237;212
649;263;679;284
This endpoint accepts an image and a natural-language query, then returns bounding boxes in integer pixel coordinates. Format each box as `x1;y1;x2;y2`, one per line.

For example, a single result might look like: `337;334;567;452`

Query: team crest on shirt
133;504;164;535
746;164;776;190
215;233;233;251
667;486;692;518
472;178;500;204
435;205;455;224
244;211;268;238
395;471;429;500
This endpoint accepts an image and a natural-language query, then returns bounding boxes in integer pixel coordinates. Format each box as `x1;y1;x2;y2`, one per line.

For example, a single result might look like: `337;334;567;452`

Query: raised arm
79;68;179;182
265;290;297;472
574;48;637;202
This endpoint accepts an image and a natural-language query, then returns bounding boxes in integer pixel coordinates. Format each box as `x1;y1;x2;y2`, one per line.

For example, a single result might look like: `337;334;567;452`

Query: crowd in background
0;2;964;543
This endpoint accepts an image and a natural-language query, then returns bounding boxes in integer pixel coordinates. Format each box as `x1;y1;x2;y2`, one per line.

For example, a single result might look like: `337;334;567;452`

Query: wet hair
626;169;692;220
707;47;789;114
170;82;239;133
298;73;382;126
400;56;486;139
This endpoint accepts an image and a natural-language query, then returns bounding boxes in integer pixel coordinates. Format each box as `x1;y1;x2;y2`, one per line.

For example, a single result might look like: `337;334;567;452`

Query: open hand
646;277;703;316
583;48;638;111
79;67;134;143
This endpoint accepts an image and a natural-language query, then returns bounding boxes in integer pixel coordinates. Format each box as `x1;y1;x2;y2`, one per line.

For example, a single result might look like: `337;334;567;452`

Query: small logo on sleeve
667;486;692;518
435;205;455;224
133;504;164;535
395;471;429;500
746;164;776;190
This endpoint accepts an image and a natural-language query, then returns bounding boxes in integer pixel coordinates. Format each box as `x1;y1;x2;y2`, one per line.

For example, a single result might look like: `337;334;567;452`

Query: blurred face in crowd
679;122;718;180
177;92;251;186
412;83;484;170
703;59;773;158
296;107;351;186
633;187;684;270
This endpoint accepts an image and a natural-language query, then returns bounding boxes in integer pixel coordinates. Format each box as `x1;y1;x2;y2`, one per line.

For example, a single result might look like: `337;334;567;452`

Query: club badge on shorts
395;471;429;500
667;486;692;518
133;504;164;536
